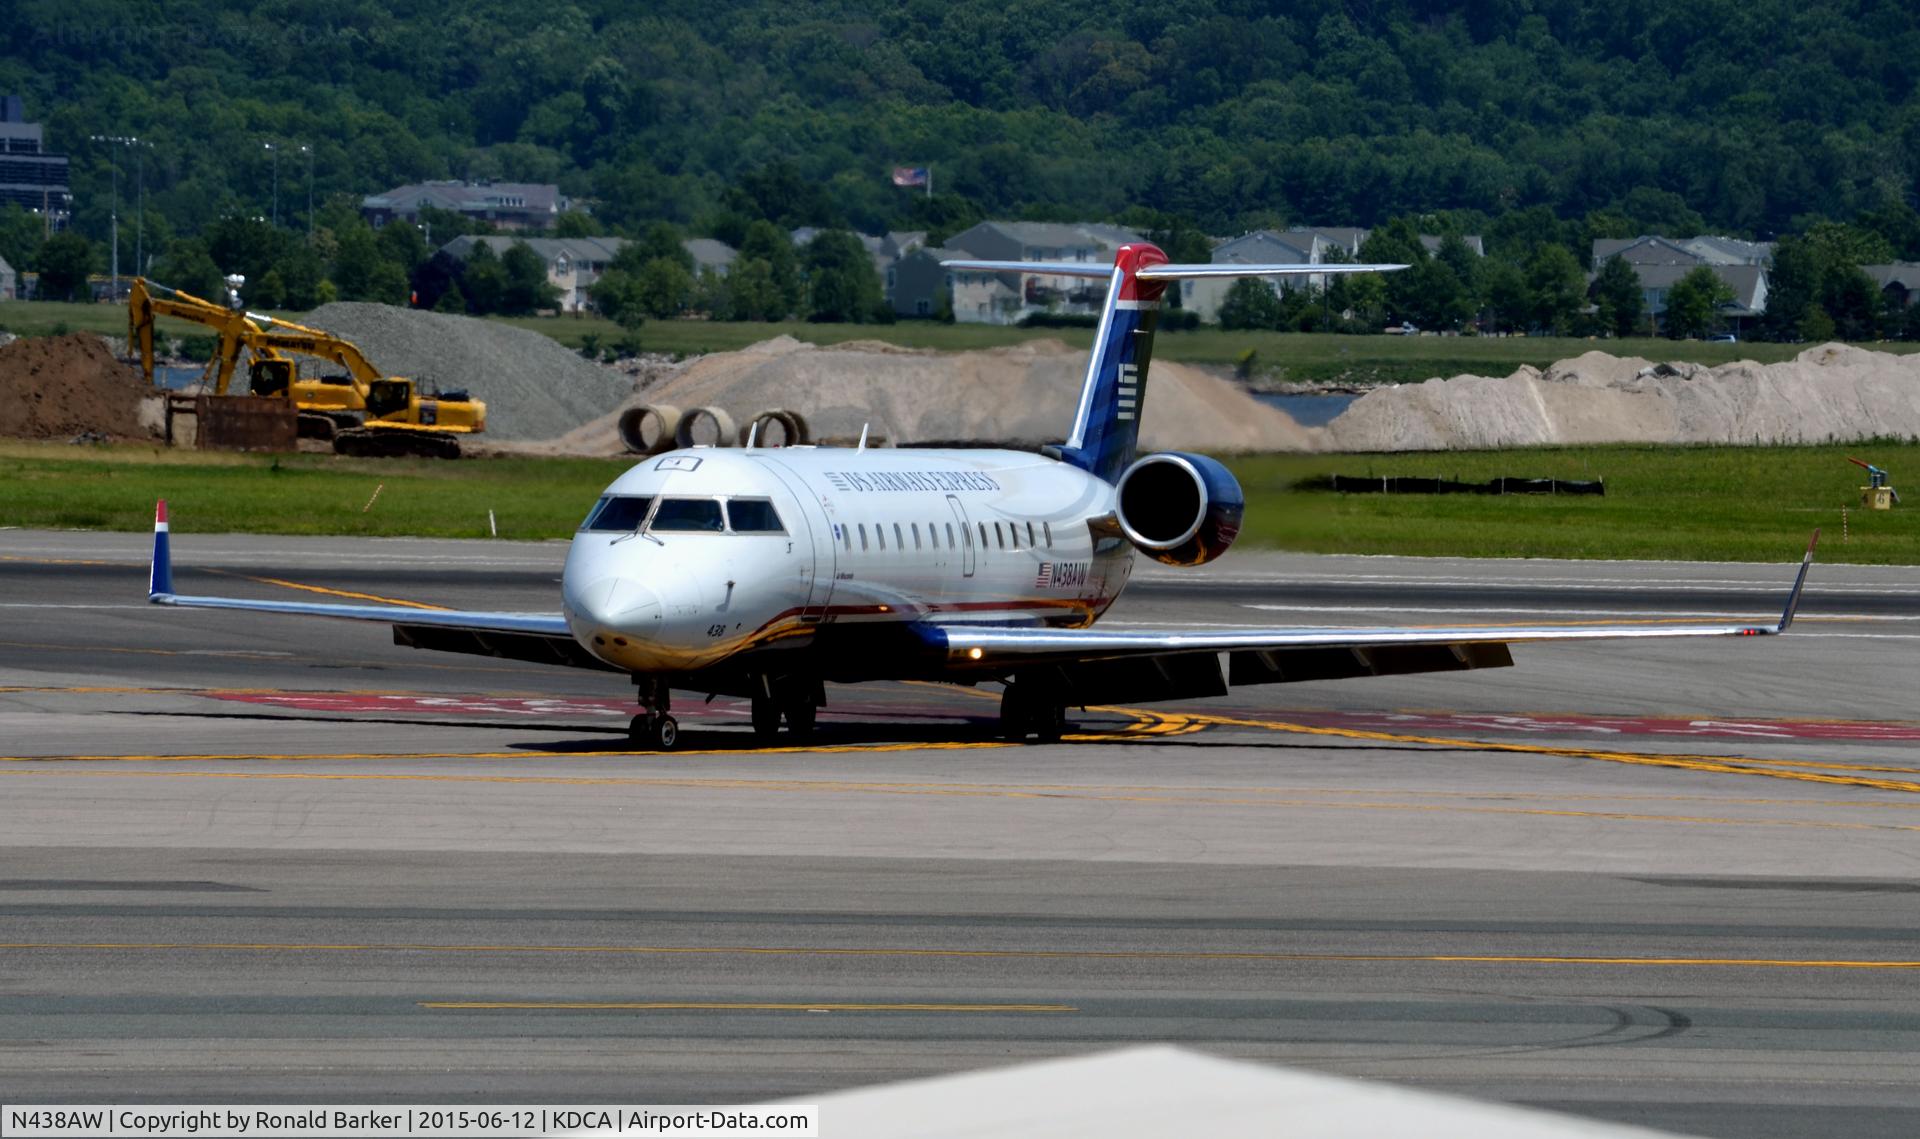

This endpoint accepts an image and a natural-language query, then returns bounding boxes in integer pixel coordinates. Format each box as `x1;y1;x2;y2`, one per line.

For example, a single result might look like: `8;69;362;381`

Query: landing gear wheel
751;696;782;741
999;684;1030;740
629;713;679;750
1033;701;1067;743
783;699;817;738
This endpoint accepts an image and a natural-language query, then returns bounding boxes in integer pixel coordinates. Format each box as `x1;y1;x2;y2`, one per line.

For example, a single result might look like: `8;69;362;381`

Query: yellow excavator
128;277;486;459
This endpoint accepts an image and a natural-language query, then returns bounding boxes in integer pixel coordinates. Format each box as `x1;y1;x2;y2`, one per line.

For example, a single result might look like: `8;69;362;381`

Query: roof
1862;262;1920;290
1593;236;1702;266
683;238;737;272
798;1047;1683;1139
1420;234;1485;256
1682;235;1772;265
1629;262;1768;314
1288;226;1367;250
364;181;565;216
441;235;627;264
1213;230;1318;263
949;220;1145;256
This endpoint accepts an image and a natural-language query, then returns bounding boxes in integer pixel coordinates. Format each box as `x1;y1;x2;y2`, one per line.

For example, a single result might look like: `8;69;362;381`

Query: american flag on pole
891;166;929;187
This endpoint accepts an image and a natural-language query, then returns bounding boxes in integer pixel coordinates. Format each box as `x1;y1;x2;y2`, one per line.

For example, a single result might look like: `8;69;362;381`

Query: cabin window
877;524;887;551
978;522;987;549
842;524;851;552
581;495;654;531
726;498;785;533
994;523;1005;549
650;498;725;532
858;523;869;551
1026;522;1036;547
911;523;922;550
894;523;905;550
1043;522;1052;547
948;523;958;547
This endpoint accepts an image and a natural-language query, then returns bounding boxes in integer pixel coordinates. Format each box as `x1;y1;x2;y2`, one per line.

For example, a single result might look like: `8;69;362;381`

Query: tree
0;203;45;279
1663;266;1735;338
1524;245;1586;334
460;242;508;314
552;211;598;238
725;258;783;321
1480;261;1530;334
1217;278;1282;330
151;238;223;301
1591;256;1646;338
34;233;97;301
635;258;695;318
499;241;559;314
588;269;643;325
738;221;800;317
631;222;693;272
331;221;408;304
802;230;881;322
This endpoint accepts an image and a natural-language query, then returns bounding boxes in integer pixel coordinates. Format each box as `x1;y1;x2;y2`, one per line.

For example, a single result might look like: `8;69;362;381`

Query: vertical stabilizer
1054;243;1169;483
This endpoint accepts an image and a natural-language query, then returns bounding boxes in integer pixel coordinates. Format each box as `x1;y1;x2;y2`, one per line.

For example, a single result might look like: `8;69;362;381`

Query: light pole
263;141;280;227
298;143;313;238
89;134;144;296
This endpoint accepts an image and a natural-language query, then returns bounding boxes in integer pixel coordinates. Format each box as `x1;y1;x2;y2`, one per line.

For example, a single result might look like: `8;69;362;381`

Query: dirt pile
0;333;161;440
541;336;1315;454
1324;344;1920;451
303;303;636;441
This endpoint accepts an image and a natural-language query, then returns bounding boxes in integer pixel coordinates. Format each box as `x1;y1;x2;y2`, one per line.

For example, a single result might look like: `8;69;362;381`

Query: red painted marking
1270;710;1920;743
155;499;168;525
1113;242;1169;304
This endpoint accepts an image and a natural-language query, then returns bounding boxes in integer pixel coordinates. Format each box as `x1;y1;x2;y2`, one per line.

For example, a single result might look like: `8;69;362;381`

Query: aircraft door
946;494;975;578
760;458;833;621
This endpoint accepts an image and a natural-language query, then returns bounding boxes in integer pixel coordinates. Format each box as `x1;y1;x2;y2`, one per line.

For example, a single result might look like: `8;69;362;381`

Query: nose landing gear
628;675;679;751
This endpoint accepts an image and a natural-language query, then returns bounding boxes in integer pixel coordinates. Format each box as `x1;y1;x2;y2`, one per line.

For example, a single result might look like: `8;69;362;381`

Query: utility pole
299;143;314;238
89;134;140;297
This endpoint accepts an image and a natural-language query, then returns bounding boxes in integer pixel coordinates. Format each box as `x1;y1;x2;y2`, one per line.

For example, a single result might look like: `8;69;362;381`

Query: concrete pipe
740;409;809;448
617;404;681;454
674;405;737;449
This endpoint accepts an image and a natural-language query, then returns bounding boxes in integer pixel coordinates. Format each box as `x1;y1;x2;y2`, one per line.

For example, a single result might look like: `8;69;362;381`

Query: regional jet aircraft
146;243;1815;749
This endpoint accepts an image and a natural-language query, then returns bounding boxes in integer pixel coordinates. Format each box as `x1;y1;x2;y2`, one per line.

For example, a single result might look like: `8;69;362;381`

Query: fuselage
562;445;1134;673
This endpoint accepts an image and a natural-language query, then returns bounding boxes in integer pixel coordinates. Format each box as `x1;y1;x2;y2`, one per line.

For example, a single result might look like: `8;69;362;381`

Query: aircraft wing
928;533;1817;695
144;502;606;670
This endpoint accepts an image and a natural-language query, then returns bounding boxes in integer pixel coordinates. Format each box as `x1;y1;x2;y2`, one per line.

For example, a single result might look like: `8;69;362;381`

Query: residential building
0;253;15;300
1592;234;1773;268
365;181;568;232
1862;263;1920;309
887;246;959;318
0;94;71;228
438;235;738;313
939;221;1144;325
1622;263;1769;334
1188;230;1325;323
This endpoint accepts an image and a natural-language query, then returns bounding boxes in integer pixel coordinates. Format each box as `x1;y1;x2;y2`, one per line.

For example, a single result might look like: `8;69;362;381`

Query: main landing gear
750;676;822;743
628;676;679;750
999;681;1068;743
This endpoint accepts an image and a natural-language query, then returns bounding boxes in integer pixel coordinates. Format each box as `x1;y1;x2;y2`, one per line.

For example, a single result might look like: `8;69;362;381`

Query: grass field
10;298;1916;385
2;440;1913;564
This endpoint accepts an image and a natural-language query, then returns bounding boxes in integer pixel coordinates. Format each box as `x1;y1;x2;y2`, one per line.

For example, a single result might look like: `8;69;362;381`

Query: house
887;246;962;318
939;221;1144;325
439;235;739;312
1592;235;1773;268
1622;263;1769;334
365;181;568;232
1187;231;1325;322
1862;263;1920;309
1288;226;1367;256
0;253;14;301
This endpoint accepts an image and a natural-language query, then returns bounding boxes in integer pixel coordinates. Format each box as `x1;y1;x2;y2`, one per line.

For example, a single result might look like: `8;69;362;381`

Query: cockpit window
581;495;654;531
728;499;785;533
650;497;725;532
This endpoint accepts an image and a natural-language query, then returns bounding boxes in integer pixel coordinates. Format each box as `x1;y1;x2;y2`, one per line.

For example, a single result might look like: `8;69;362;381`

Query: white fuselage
562;446;1133;673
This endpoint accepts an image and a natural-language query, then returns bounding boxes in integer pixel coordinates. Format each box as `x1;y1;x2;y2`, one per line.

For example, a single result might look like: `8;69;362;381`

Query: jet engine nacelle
1113;452;1245;567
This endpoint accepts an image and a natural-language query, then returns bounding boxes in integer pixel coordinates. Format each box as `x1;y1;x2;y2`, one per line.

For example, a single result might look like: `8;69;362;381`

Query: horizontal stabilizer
940;259;1406;279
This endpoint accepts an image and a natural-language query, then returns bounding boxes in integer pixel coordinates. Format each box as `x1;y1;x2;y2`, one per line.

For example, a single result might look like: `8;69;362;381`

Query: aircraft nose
569;576;664;631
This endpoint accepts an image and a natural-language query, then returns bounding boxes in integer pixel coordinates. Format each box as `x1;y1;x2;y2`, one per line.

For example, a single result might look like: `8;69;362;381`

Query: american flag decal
1116;362;1141;421
1036;562;1054;587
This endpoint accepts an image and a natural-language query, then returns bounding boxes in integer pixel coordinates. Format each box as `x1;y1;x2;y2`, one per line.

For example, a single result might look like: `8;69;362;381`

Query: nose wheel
628;675;679;751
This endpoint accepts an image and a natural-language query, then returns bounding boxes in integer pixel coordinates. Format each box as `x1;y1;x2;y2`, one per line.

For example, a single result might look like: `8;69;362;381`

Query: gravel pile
303;303;635;441
539;336;1317;454
1324;344;1920;451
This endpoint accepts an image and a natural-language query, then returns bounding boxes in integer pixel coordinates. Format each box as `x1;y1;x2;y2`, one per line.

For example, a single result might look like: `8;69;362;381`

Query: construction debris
0;333;162;441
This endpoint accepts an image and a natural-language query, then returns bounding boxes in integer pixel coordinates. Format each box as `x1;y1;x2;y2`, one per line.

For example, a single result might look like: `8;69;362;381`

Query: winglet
1773;528;1819;632
148;499;173;600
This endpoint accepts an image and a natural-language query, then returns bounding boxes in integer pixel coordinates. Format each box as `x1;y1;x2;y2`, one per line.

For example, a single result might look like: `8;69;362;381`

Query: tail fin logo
1116;363;1141;422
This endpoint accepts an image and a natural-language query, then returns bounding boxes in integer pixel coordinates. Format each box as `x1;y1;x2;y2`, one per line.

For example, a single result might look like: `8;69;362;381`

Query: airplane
145;242;1818;750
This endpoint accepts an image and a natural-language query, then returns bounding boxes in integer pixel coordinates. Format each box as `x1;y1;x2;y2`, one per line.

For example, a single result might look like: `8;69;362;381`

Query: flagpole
927;166;932;201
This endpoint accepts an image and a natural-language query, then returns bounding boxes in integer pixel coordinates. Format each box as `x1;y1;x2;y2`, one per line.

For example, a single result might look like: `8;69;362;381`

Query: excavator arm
126;278;263;396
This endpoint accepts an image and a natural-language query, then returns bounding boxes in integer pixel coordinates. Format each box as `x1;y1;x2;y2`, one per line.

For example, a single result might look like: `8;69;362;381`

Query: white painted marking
1239;602;1898;620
